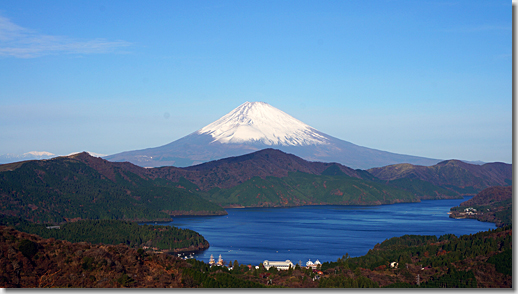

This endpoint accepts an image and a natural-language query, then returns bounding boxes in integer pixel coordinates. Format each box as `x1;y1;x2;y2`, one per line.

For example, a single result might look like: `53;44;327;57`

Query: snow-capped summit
198;102;329;146
0;151;56;164
105;102;441;169
23;151;55;157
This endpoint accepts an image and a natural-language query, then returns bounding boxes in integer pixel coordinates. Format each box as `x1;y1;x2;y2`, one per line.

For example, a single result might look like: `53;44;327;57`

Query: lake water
149;197;495;266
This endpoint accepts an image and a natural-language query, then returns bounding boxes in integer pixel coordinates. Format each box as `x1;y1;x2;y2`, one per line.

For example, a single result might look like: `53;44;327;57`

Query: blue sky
0;0;512;163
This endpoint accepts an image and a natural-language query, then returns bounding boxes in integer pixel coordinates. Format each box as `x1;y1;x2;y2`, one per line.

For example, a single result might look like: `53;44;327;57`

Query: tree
18;239;38;259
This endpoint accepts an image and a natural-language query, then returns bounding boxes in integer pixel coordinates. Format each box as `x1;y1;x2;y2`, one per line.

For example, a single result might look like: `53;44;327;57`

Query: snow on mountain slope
0;151;57;164
24;151;55;157
198;102;329;146
105;101;442;169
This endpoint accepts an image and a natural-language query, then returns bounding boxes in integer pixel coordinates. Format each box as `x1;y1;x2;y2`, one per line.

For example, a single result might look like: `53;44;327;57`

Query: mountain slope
144;149;457;207
0;225;189;288
105;102;441;169
1;149;510;222
459;186;512;207
205;172;419;208
368;160;512;194
0;150;457;221
449;186;512;227
150;148;369;191
0;153;226;224
198;101;329;146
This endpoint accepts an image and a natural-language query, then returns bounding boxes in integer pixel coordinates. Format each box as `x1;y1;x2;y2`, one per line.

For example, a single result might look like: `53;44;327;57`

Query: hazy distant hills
0;151;56;164
0;149;511;224
0;151;107;165
105;102;441;169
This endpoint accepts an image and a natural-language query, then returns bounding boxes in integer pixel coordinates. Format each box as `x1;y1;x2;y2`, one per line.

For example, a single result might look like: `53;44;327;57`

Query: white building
306;259;321;269
263;260;294;270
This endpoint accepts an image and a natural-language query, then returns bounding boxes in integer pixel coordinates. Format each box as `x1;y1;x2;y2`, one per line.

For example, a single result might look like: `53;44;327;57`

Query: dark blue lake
148;197;495;266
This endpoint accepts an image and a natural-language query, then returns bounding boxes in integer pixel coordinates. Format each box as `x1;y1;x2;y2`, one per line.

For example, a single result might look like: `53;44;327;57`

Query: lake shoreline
151;196;495;266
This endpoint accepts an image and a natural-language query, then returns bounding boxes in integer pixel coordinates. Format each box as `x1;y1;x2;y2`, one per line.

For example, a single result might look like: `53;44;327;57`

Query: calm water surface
150;197;495;266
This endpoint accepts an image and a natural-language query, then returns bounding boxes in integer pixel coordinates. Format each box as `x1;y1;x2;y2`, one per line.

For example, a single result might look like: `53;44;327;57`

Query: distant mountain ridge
83;150;439;208
0;151;107;164
0;151;56;164
146;149;510;206
105;101;441;169
149;148;372;191
367;160;512;194
0;148;511;223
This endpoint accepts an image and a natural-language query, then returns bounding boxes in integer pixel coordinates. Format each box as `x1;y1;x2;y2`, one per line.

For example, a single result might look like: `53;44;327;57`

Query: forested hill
150;149;511;197
0;216;209;253
319;226;512;288
449;186;512;227
149;148;371;191
0;224;510;288
0;153;226;224
459;186;512;207
367;160;512;194
0;150;512;222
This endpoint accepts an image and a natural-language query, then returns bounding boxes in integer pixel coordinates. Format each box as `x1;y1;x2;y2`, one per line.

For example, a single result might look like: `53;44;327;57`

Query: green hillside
204;172;418;207
0;157;226;224
449;186;512;227
381;178;460;199
319;226;512;288
0;150;510;223
0;216;208;252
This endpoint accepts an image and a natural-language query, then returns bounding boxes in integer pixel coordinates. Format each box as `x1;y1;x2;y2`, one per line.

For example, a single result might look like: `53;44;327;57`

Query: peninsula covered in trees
0;216;208;253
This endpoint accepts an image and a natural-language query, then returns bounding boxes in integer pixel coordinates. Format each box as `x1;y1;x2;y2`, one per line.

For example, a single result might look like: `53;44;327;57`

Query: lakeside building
263;260;294;270
306;259;321;269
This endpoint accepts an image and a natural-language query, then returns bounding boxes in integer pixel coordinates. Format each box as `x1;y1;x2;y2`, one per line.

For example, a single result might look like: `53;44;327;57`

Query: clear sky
0;0;512;163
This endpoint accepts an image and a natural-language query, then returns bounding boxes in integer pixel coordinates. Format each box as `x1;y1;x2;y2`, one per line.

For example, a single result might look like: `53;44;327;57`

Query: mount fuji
105;102;441;169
